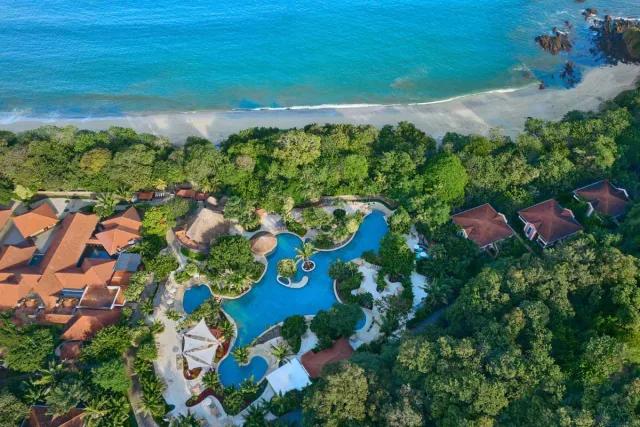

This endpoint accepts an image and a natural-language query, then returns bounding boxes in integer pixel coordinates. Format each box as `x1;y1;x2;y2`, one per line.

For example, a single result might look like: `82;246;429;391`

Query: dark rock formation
582;8;598;19
535;29;572;54
592;16;640;63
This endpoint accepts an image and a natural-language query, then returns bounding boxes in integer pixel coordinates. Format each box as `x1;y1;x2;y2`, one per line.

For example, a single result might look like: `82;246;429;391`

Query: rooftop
301;338;354;378
26;406;84;427
574;179;630;217
13;202;58;238
60;308;121;341
519;199;582;245
452;203;514;248
250;231;277;256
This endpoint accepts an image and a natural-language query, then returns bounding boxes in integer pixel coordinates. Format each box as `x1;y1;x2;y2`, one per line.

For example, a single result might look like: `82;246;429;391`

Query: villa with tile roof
451;203;515;250
0;203;142;346
573;179;630;219
518;199;582;248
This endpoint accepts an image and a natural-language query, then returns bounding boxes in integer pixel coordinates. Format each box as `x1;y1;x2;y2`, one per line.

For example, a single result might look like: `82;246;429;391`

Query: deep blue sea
0;0;639;117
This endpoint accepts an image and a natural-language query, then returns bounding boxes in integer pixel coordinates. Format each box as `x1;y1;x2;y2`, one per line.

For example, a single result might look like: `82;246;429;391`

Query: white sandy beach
2;64;639;143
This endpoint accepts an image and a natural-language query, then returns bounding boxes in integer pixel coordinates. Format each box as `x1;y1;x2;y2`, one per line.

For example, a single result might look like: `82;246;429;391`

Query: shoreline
1;64;639;143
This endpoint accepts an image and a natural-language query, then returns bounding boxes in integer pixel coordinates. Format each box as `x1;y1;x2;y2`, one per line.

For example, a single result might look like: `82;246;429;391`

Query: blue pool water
183;285;213;314
219;355;268;388
1;1;639;116
217;210;388;386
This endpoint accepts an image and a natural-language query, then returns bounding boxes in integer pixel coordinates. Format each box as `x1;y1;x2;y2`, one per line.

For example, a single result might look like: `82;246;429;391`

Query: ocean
0;0;639;118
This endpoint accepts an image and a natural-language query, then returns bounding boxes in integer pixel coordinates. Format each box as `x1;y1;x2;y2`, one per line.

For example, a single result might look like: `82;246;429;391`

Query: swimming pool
183;285;213;314
217;210;388;386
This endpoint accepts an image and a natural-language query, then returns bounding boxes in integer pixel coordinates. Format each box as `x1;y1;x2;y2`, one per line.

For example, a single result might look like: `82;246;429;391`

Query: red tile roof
574;180;630;217
96;207;142;255
519;199;582;245
60;308;121;341
78;285;119;309
176;189;207;200
58;341;83;361
452;204;514;248
0;206;12;231
94;227;140;255
13;203;58;237
136;191;155;201
301;338;354;378
0;213;99;309
0;243;37;270
27;406;84;427
101;207;142;232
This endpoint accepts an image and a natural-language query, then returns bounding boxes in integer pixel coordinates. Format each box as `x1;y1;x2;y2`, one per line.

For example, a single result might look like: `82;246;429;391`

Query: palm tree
243;402;268;427
140;299;154;315
23;380;46;405
170;413;202;427
232;346;250;366
295;242;315;270
219;320;235;342
270;342;291;365
202;370;223;394
94;192;119;218
34;361;64;388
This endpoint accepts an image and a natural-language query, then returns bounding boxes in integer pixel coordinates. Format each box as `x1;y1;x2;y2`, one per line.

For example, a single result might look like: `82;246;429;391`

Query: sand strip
2;64;639;143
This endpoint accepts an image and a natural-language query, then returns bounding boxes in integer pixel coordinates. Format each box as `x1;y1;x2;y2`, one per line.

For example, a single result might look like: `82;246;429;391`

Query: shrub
92;359;131;393
362;250;381;265
333;208;347;222
311;304;362;349
277;258;297;278
268;390;303;416
284;218;307;236
281;315;307;353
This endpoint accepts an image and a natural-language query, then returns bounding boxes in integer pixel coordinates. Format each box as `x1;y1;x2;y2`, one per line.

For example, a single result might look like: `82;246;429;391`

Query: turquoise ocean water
0;0;639;117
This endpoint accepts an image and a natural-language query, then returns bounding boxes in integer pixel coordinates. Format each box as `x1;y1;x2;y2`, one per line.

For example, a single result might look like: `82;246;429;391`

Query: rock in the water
535;29;572;54
593;15;640;63
582;8;598;19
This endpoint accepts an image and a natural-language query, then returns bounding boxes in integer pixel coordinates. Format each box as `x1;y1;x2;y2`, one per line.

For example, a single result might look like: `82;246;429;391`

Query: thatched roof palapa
250;231;277;256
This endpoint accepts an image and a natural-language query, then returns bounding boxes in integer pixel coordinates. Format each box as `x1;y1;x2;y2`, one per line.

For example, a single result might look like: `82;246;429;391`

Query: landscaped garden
182;209;388;389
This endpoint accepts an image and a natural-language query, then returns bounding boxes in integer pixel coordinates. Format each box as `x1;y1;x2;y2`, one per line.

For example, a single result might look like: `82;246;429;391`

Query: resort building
0;202;142;346
175;187;208;201
451;203;515;250
518;199;582;247
301;338;354;378
573;179;630;218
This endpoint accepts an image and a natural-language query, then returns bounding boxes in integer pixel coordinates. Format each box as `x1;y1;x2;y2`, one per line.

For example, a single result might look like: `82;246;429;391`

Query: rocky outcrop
560;61;578;86
593;16;640;63
582;8;598;19
535;29;572;55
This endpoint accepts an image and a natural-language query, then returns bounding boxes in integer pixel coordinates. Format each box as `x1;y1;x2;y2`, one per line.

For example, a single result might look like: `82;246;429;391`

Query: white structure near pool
265;358;311;395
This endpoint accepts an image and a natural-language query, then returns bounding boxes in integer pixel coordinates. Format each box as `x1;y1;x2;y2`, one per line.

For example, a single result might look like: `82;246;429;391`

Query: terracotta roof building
0;206;12;232
518;199;582;247
0;203;141;336
95;207;142;255
25;406;85;427
13;203;58;238
301;338;354;378
135;191;155;201
176;188;208;201
573;180;630;218
452;204;514;249
60;308;122;341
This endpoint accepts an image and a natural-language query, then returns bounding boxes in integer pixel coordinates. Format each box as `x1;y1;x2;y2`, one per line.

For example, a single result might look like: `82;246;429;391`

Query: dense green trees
206;235;264;295
0;317;56;373
1;78;640;427
310;303;362;349
281;315;307;353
